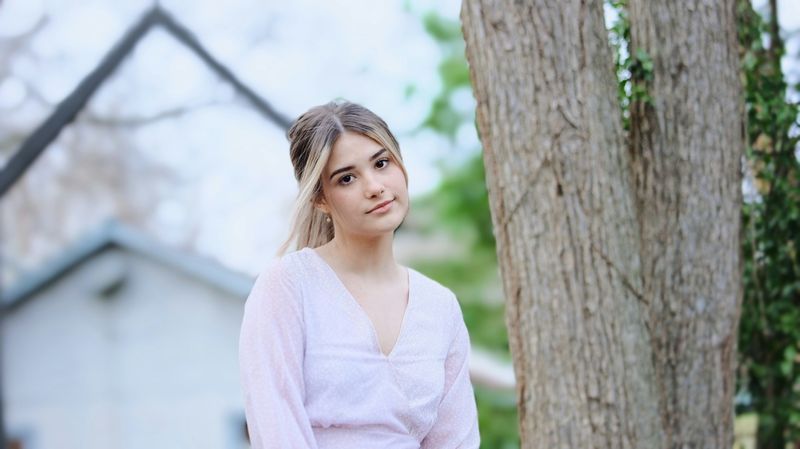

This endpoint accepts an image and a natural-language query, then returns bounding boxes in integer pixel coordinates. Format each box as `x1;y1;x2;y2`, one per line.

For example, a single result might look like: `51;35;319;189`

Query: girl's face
316;131;409;239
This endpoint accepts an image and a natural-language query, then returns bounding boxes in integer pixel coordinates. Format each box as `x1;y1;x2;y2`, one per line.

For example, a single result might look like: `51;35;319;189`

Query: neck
320;233;400;279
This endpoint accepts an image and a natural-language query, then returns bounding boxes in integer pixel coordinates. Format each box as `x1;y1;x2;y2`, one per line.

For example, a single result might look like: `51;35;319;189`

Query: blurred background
0;0;797;448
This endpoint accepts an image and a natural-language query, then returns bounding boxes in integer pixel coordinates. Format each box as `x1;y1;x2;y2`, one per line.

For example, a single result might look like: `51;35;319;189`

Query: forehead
327;132;383;167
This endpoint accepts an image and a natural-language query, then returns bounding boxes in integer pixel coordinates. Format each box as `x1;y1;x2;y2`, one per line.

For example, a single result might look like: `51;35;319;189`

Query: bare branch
80;99;223;128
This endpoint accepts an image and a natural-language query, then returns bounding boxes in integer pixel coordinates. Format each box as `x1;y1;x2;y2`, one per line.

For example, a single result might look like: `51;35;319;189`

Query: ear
312;194;330;215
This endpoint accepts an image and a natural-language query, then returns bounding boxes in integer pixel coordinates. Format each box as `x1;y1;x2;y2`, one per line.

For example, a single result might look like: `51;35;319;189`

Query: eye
376;158;390;169
338;174;354;185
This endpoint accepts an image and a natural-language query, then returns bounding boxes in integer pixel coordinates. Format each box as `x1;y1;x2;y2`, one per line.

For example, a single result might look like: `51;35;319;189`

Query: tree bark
628;1;744;447
461;1;663;447
462;0;744;447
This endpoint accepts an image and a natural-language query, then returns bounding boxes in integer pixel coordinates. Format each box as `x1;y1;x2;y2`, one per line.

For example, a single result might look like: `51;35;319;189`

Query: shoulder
408;268;469;348
249;249;313;302
256;249;309;285
408;267;463;317
244;251;310;323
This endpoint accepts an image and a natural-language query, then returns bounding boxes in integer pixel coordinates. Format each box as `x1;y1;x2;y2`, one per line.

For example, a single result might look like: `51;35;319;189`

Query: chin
359;215;406;236
372;220;405;235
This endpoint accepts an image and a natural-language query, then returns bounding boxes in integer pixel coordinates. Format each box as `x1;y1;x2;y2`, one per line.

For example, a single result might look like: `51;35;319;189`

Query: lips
368;199;394;213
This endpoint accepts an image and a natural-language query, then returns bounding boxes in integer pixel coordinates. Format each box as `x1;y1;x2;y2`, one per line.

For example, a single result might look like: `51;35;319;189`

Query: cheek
329;189;360;215
389;166;408;189
395;173;409;200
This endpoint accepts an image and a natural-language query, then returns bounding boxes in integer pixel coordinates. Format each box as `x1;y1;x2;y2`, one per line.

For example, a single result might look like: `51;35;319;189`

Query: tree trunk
461;0;744;447
461;1;663;447
628;1;744;447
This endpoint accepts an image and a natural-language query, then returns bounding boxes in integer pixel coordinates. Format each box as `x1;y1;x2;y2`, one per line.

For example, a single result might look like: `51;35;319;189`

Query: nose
362;172;385;197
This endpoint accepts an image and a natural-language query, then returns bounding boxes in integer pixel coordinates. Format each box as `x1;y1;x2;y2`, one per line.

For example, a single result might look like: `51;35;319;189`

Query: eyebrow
329;148;388;181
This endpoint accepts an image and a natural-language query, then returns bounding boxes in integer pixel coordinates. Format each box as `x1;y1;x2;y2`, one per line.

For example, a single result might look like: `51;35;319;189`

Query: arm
238;260;319;449
420;296;481;449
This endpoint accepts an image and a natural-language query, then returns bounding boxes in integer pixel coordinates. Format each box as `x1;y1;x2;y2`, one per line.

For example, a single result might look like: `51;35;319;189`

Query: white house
1;219;253;449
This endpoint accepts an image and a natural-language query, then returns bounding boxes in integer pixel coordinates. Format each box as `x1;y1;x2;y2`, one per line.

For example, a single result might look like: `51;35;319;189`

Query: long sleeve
238;259;319;449
420;296;480;449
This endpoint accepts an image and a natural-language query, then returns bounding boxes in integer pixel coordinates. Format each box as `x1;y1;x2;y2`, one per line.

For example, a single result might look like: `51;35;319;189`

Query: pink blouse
238;247;480;448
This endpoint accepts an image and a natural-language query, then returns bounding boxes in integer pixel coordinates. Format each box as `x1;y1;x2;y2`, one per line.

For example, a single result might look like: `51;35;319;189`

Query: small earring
325;215;331;223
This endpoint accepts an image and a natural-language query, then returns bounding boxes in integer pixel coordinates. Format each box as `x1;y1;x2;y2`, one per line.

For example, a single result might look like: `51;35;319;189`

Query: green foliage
628;47;654;105
422;11;463;43
431;154;495;249
417;13;473;141
475;387;520;449
607;1;655;125
422;95;463;139
736;1;800;447
607;0;633;129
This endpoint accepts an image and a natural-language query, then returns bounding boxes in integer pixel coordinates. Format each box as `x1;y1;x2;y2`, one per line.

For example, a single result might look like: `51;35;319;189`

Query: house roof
1;218;254;311
0;4;291;197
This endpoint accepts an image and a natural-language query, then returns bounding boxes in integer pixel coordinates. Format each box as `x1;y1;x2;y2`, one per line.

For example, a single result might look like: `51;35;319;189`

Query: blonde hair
276;99;408;256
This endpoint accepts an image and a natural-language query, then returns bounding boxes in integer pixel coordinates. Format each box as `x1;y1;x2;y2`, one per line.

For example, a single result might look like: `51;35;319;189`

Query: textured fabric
238;247;480;449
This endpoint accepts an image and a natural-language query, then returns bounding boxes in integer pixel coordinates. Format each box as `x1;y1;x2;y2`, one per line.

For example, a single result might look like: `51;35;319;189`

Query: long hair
276;99;408;256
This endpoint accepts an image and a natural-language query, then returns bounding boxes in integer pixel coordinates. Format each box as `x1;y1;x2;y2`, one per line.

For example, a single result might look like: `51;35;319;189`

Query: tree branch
80;100;222;128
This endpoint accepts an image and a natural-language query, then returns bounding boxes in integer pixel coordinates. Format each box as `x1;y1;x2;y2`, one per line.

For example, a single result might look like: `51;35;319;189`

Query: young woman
238;100;480;448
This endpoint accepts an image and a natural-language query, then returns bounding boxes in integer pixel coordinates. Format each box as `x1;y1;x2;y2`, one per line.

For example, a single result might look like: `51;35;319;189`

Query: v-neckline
305;247;413;359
